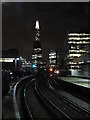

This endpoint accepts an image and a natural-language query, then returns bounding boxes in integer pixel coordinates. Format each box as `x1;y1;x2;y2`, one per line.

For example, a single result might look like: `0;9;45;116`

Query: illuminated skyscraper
48;50;60;68
49;50;57;68
66;32;90;76
31;20;43;68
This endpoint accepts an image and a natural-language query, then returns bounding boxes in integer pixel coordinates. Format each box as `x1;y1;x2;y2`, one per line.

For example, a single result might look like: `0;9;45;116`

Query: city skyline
2;2;88;61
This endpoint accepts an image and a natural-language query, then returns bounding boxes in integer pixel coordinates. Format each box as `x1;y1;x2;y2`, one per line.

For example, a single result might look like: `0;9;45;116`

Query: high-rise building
48;50;60;68
65;32;90;76
31;20;43;69
20;57;32;70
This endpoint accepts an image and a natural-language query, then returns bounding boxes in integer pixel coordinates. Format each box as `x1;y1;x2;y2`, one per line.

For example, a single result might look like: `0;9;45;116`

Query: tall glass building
48;50;60;68
31;20;43;68
66;32;90;76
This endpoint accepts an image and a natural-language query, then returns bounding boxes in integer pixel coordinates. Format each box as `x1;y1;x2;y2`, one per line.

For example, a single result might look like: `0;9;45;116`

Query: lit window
38;54;42;58
68;41;90;44
68;33;90;36
69;50;86;53
35;20;39;30
49;52;56;56
68;54;82;57
49;56;56;59
0;58;14;62
34;48;41;51
35;36;39;41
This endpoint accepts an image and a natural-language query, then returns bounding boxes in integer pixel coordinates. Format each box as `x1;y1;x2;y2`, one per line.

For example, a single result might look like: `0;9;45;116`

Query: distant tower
31;20;43;68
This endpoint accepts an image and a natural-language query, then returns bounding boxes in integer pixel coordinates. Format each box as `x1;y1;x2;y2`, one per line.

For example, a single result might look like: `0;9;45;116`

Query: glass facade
49;50;60;68
66;33;90;76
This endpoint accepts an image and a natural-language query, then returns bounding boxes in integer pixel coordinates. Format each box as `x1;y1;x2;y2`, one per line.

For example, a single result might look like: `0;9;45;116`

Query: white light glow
10;72;13;75
69;50;86;53
49;53;56;56
68;54;82;57
68;41;90;44
34;48;41;51
70;65;80;68
0;58;14;62
68;37;90;40
50;65;56;67
35;20;39;30
68;62;77;64
68;33;90;36
69;69;81;71
49;56;56;59
68;61;85;65
16;58;19;60
79;61;84;64
38;55;42;58
71;46;76;49
54;70;59;74
20;56;22;59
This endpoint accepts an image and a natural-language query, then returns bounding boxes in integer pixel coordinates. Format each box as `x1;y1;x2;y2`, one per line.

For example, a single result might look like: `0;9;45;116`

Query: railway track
14;75;56;119
35;77;90;119
13;75;90;119
52;77;90;111
55;76;90;103
47;77;90;118
23;78;56;119
13;75;34;119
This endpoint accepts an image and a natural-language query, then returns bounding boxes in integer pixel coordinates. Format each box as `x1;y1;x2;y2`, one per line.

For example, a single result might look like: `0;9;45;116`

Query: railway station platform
60;76;90;88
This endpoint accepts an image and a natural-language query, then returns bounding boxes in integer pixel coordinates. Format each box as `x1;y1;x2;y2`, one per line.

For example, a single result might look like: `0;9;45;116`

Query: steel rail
47;78;90;118
36;78;89;119
35;80;71;119
23;79;36;120
13;76;30;119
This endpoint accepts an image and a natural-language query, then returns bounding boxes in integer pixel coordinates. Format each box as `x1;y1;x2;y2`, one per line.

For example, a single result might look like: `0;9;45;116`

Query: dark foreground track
15;75;90;119
35;77;90;119
48;76;90;113
15;76;33;119
24;78;56;119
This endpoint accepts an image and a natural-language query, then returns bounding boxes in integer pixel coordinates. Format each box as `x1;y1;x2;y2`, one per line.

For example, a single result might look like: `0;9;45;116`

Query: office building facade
66;32;90;76
48;50;60;68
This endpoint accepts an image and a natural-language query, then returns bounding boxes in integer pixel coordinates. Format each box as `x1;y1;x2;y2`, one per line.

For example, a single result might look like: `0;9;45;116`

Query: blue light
32;64;36;68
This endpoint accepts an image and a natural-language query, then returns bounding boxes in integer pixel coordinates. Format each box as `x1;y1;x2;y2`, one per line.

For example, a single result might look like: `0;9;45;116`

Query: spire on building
35;20;39;30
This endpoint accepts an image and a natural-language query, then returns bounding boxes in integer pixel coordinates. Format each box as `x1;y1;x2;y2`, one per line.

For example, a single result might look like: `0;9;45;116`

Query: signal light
49;68;53;72
50;73;53;77
32;64;37;68
54;69;59;74
56;70;59;74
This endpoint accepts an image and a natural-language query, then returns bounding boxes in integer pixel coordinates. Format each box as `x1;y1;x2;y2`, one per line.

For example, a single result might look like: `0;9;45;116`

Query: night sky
2;2;88;61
